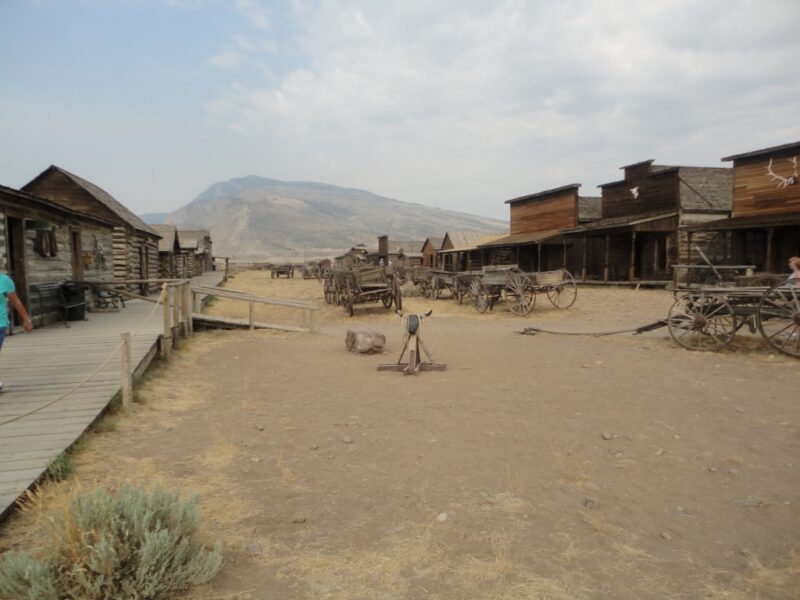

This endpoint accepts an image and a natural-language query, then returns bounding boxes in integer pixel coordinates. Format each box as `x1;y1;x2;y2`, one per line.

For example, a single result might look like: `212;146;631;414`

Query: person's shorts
0;327;7;350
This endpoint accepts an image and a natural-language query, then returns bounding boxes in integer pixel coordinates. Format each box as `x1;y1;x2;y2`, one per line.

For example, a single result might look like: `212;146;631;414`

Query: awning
477;229;563;248
560;211;677;235
683;211;800;232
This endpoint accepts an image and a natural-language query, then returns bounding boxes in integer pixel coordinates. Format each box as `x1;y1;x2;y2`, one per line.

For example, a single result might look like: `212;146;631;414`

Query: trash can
61;283;87;321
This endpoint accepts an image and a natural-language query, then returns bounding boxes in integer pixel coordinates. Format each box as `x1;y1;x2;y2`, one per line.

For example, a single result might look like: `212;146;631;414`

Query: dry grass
550;441;589;485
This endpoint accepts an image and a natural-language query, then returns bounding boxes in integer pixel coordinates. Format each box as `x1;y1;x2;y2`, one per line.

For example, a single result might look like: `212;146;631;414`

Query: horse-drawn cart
666;281;800;357
271;264;294;279
334;267;403;317
469;268;578;315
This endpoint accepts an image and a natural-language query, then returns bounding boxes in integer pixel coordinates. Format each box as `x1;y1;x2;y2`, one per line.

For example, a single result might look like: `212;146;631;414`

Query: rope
519;320;668;338
0;286;168;427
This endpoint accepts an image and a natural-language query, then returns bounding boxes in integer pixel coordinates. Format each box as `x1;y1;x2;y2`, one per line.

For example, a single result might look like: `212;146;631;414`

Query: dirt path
2;272;798;599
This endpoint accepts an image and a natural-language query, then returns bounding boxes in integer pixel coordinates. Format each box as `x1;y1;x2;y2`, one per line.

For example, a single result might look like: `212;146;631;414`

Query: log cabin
438;231;505;272
476;184;601;272
22;166;160;295
0;184;115;325
683;141;800;274
560;160;732;282
374;236;426;267
151;224;180;278
421;237;443;268
177;229;213;276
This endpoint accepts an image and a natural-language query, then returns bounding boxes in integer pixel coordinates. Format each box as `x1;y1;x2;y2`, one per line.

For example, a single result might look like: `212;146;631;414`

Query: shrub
0;485;221;600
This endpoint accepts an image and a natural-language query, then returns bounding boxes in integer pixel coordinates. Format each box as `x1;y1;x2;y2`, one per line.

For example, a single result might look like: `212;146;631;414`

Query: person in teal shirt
0;273;33;392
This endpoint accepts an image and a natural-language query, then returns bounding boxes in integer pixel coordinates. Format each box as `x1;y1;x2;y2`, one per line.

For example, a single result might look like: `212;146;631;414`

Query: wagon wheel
756;282;800;358
471;280;491;313
452;282;463;304
323;278;333;304
667;293;736;351
343;284;355;317
393;277;403;312
505;272;535;316
382;291;394;309
546;270;578;309
430;275;440;300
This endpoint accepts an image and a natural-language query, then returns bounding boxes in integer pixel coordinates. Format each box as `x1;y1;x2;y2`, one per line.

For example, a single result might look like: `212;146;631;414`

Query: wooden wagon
666;281;800;357
470;268;578;315
301;263;321;280
271;264;294;279
336;267;403;317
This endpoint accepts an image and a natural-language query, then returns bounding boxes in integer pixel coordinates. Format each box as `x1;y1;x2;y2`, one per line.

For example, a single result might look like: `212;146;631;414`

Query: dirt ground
2;271;799;599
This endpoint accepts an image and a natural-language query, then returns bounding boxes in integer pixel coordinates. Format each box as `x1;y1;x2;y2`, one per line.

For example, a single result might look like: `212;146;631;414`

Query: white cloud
209;49;244;68
234;0;270;30
204;0;800;217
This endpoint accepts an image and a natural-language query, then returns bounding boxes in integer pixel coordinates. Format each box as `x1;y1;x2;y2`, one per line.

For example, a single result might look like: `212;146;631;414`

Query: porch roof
476;229;562;248
682;211;800;232
560;211;677;235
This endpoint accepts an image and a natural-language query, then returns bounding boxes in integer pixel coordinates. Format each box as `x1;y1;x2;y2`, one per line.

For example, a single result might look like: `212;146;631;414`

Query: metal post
121;332;132;413
162;283;170;358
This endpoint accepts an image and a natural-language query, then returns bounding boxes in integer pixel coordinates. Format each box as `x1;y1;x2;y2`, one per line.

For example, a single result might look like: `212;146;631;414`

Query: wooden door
71;230;84;280
7;217;28;322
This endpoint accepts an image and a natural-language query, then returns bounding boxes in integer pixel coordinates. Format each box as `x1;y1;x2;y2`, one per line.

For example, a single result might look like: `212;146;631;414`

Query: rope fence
0;280;192;428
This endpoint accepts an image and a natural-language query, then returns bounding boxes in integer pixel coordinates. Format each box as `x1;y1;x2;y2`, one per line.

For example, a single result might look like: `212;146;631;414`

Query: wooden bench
29;282;87;328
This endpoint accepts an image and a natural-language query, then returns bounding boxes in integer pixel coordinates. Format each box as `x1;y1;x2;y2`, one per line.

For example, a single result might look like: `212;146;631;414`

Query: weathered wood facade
0;185;115;325
560;161;732;282
374;236;425;267
421;237;443;268
477;184;601;272
23;166;160;294
151;224;180;278
177;230;213;275
684;141;800;273
439;231;504;272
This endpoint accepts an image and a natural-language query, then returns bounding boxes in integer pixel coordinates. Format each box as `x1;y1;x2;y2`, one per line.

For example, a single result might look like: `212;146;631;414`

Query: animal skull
630;186;639;199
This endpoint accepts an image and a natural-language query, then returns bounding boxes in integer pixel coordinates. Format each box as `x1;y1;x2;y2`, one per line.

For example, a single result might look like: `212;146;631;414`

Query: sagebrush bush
0;485;221;600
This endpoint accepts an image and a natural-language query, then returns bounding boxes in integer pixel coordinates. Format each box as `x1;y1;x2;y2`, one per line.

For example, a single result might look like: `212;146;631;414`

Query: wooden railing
190;284;317;333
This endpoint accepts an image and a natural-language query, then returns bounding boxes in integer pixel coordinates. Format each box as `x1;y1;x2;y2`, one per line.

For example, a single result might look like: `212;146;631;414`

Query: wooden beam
765;227;775;272
581;237;587;281
628;232;636;282
603;234;610;283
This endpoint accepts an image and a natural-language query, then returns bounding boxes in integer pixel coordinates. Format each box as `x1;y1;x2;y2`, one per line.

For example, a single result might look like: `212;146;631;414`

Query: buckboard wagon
666;281;800;358
271;264;294;278
331;267;403;316
469;268;577;315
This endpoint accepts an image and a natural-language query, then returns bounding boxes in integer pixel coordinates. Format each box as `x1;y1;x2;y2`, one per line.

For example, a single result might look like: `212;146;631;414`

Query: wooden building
177;229;213;275
684;141;800;273
477;184;601;272
560;160;732;282
374;236;425;266
22;166;160;294
421;237;443;268
151;224;180;278
438;231;504;272
0;184;115;325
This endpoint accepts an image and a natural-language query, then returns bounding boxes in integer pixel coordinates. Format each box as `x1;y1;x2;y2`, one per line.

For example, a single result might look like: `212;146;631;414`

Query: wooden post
562;238;567;269
184;283;193;336
603;234;610;283
162;283;170;358
248;300;255;330
308;309;314;333
581;236;587;281
687;233;693;287
628;232;637;282
121;332;132;413
224;258;230;282
193;289;201;313
765;227;775;272
172;284;180;339
537;243;542;272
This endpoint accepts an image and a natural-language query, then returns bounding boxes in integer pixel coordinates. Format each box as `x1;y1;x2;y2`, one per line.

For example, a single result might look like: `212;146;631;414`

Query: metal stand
378;311;446;375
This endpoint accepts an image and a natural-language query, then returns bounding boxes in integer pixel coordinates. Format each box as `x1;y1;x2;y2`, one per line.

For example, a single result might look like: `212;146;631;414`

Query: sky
1;0;799;221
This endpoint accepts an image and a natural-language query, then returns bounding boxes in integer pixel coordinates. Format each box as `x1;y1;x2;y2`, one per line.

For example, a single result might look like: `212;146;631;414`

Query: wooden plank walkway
0;271;224;518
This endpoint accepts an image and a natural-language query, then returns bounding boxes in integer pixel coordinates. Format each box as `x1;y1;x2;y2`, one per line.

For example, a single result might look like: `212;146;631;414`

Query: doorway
7;217;28;324
71;230;84;280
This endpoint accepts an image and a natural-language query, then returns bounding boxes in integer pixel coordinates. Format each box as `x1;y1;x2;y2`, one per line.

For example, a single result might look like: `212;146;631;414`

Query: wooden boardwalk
0;271;224;518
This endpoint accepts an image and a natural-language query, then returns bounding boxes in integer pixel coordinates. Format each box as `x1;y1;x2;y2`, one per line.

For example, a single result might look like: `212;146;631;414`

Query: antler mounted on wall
766;157;798;188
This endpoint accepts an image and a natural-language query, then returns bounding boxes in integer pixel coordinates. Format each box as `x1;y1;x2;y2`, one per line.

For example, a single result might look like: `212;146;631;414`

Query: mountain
140;212;170;224
162;176;507;260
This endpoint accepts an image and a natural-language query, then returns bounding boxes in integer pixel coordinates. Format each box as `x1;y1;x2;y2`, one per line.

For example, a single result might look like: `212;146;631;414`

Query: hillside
163;176;507;260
